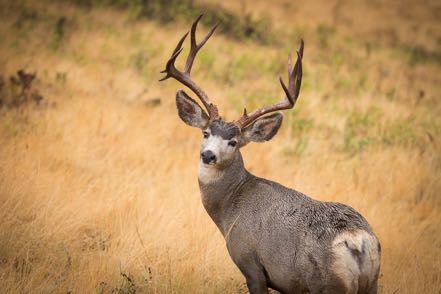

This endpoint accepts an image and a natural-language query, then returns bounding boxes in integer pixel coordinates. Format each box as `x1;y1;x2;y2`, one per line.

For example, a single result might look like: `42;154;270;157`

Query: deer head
160;15;303;169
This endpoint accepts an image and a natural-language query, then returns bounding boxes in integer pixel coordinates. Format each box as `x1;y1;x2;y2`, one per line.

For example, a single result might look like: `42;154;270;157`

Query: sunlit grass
0;0;440;293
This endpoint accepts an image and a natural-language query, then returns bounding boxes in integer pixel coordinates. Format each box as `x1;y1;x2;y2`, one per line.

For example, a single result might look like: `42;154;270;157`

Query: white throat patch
198;162;223;184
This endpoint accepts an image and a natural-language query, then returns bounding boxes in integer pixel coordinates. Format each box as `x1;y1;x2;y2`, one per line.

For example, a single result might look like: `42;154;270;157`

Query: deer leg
237;260;268;294
365;279;378;294
245;274;268;294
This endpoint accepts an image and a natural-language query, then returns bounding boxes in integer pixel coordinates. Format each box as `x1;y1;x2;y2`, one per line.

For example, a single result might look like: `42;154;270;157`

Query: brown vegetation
0;0;440;292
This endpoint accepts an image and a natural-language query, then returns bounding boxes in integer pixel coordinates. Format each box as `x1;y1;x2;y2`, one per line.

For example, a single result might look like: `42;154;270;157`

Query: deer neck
198;151;249;237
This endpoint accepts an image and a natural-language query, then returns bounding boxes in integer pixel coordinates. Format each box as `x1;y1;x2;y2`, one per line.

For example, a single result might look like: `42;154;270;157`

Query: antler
235;40;304;128
159;15;219;118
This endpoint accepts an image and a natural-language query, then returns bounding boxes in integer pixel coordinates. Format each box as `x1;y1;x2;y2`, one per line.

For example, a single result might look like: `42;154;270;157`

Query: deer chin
202;162;216;167
198;161;223;184
200;161;220;169
201;159;232;170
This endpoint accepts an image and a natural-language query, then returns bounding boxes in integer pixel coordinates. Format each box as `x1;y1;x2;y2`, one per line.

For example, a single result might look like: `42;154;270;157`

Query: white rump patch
332;230;381;292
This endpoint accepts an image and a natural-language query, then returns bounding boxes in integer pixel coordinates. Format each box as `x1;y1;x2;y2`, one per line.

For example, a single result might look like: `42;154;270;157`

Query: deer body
160;15;381;294
199;149;380;294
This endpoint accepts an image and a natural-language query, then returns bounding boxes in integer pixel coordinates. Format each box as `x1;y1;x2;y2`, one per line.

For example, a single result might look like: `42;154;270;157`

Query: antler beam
159;14;219;118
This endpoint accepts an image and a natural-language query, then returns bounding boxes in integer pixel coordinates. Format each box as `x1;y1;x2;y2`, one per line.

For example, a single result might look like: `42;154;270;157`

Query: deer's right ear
176;90;209;129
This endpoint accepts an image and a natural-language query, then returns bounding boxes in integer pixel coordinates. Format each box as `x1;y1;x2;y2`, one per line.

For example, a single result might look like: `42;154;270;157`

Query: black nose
201;150;217;164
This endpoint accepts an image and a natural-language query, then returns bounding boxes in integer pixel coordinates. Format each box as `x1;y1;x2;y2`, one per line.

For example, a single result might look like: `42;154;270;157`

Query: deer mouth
200;157;222;169
201;161;217;167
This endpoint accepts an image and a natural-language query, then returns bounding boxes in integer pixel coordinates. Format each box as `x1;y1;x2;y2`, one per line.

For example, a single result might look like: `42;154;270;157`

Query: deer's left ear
176;90;209;129
239;113;283;146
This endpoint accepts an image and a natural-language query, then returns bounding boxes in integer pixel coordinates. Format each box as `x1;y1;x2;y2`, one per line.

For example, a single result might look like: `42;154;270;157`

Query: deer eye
228;140;237;147
203;131;209;139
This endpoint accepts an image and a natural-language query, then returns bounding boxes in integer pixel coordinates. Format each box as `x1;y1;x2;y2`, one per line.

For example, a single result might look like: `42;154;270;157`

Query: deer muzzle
201;150;217;165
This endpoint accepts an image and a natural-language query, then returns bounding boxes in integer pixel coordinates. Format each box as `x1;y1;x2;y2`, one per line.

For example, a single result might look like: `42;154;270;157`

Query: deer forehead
203;136;226;151
207;120;240;140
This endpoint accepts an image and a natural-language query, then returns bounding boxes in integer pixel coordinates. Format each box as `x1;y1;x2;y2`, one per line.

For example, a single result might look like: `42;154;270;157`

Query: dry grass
0;0;440;293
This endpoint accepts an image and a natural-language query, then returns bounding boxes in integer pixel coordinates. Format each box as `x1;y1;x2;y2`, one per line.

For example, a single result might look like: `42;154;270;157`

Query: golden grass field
0;0;440;292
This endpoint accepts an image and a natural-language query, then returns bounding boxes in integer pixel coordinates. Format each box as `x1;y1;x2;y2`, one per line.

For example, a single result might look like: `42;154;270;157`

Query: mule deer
160;15;381;294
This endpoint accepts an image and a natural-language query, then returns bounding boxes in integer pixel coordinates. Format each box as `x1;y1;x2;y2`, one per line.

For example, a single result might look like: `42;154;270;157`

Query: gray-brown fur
199;152;378;294
173;90;381;293
209;119;240;140
163;17;380;293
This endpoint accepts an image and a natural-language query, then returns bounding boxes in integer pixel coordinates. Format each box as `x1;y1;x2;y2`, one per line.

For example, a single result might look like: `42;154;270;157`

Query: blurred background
0;0;440;292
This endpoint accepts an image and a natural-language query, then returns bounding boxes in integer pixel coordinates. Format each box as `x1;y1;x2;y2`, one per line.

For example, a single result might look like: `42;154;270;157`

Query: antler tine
185;15;218;74
282;51;303;103
236;40;304;128
159;32;188;81
159;14;219;118
288;39;303;96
